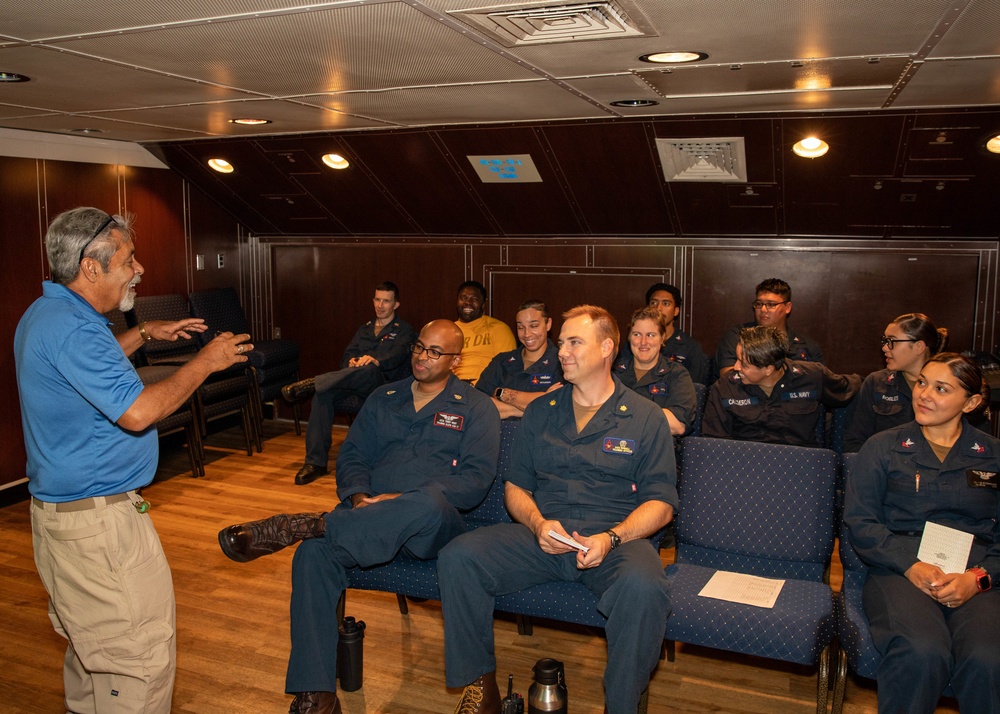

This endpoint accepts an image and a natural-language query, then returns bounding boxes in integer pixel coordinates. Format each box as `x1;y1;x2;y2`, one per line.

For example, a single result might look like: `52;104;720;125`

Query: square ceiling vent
453;0;653;46
656;137;748;183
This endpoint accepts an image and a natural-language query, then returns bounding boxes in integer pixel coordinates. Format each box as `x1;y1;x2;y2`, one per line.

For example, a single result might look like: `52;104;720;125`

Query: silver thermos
527;658;567;713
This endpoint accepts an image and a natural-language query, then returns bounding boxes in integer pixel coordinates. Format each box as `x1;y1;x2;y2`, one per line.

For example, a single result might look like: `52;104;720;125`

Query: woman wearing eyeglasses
843;313;949;453
844;353;1000;713
613;307;697;436
476;299;563;419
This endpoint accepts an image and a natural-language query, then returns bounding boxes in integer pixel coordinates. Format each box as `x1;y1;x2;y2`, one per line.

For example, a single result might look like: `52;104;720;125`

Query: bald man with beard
218;319;500;714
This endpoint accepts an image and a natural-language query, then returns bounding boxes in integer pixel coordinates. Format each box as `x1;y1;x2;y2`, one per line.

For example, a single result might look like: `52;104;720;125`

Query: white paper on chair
697;570;784;609
917;521;974;574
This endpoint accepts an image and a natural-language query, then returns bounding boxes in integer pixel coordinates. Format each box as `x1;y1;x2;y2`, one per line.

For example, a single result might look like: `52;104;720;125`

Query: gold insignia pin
386;390;396;395
619;405;628;412
454;394;462;399
549;399;557;406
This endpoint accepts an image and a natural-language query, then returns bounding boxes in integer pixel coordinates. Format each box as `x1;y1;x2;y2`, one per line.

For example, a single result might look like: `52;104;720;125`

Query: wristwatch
493;388;504;400
967;565;992;592
604;528;621;550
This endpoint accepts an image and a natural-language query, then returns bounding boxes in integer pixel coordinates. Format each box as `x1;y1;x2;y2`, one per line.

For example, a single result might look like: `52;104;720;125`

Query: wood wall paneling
505;244;589;267
486;266;665;344
41;160;121;230
0;156;43;488
269;244;468;381
189;185;244;294
123;166;189;296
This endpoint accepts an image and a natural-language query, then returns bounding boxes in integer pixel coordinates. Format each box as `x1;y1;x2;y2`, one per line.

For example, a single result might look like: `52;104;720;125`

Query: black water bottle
527;658;567;713
337;616;366;692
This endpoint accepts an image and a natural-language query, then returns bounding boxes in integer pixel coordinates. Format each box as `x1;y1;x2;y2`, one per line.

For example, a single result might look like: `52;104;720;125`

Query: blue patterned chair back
132;294;199;361
828;406;850;453
103;309;131;336
188;288;250;345
466;419;518;526
690;382;707;437
677;437;837;580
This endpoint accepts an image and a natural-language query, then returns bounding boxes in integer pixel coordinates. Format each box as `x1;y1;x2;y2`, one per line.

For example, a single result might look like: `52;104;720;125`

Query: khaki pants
31;494;176;714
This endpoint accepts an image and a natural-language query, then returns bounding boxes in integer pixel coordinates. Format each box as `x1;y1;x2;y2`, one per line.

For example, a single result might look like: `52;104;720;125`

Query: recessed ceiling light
229;118;272;126
639;51;708;64
611;99;659;108
0;71;30;82
792;137;830;158
68;128;105;134
986;134;1000;154
207;158;235;174
321;153;350;170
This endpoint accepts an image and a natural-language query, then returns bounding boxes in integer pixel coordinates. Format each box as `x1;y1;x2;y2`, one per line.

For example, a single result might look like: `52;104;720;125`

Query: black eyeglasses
78;214;116;265
752;300;788;311
881;336;917;349
409;343;460;360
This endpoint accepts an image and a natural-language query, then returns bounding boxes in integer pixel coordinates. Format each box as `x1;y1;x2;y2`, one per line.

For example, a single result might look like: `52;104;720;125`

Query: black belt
891;529;992;547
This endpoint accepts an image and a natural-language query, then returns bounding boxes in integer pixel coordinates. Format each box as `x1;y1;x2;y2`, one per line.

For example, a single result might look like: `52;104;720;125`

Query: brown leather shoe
218;512;326;563
454;672;501;714
282;378;316;403
294;463;329;486
289;691;341;714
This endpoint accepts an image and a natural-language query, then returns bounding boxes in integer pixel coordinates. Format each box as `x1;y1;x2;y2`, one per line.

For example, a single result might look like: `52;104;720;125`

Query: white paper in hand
547;530;590;553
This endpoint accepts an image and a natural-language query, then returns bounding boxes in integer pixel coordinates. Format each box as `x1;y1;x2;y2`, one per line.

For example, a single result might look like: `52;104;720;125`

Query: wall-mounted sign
467;154;542;183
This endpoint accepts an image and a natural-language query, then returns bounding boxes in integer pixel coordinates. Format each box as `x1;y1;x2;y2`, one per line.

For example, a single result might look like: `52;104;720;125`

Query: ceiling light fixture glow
986;135;1000;154
322;153;350;169
611;99;659;108
639;51;708;64
229;118;272;125
207;158;235;174
0;71;30;82
792;137;830;158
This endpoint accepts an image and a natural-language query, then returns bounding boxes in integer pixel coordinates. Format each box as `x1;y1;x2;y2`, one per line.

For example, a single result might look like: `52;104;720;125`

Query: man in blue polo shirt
15;207;252;714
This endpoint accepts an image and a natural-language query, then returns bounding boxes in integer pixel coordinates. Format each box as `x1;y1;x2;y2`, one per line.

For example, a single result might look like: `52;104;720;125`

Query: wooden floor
0;420;961;714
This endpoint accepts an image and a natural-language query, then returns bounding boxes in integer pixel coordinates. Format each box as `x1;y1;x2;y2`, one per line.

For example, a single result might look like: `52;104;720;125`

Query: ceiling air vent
453;0;653;46
656;137;747;183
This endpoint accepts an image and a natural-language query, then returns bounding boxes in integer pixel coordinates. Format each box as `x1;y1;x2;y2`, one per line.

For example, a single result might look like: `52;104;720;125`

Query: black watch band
494;388;504;399
604;528;621;550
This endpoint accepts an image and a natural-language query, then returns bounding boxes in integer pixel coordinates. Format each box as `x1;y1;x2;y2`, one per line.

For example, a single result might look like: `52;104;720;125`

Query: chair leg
831;644;848;714
396;593;409;615
664;639;675;662
292;401;302;436
638;688;648;714
336;591;346;624
239;405;254;457
191;418;206;477
183;422;201;477
516;615;533;636
816;643;832;714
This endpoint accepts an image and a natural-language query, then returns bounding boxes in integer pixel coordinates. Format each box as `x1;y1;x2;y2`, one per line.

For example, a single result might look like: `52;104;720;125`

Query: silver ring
237;345;243;354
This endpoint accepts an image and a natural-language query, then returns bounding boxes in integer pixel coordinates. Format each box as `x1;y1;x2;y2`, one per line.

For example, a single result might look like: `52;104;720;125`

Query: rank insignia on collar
507;356;517;362
549;399;557;406
887;372;896;383
386;390;396;395
902;438;914;448
454;394;462;399
657;367;667;374
619;404;628;412
791;365;801;374
973;442;985;453
542;359;550;365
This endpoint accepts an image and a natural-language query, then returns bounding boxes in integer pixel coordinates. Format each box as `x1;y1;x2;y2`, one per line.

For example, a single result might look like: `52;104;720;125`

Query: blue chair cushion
665;562;835;665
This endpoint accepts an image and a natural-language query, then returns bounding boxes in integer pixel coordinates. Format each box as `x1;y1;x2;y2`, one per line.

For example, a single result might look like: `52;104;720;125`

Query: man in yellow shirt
452;280;516;385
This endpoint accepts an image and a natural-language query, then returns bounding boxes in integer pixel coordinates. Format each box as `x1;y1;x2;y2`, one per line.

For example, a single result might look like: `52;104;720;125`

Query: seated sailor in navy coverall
441;305;677;714
218;319;500;714
614;306;697;437
845;353;1000;714
476;298;563;419
282;281;416;485
702;325;860;448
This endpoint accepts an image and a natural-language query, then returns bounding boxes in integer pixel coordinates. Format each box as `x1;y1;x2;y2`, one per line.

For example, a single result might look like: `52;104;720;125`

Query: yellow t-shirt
452;315;517;384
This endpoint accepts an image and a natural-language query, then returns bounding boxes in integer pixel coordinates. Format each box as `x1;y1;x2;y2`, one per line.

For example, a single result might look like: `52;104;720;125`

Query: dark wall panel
42;161;121;233
190;184;243;293
506;244;588;266
270;244;466;380
124;166;188;296
0;156;42;487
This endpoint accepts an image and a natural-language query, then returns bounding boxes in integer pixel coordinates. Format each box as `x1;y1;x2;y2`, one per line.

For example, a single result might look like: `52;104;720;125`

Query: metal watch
968;565;992;592
494;388;504;399
604;528;621;550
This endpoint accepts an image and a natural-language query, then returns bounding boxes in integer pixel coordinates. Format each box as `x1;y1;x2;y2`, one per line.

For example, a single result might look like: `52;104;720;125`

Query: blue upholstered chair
188;287;302;437
689;382;707;438
831;453;953;713
664;437;839;714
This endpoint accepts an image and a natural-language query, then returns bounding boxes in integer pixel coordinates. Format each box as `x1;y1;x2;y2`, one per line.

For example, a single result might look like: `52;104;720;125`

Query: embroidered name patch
530;374;554;386
668;354;687;364
725;396;759;408
968;469;998;489
880;394;899;402
603;437;636;456
781;390;818;401
434;412;465;430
